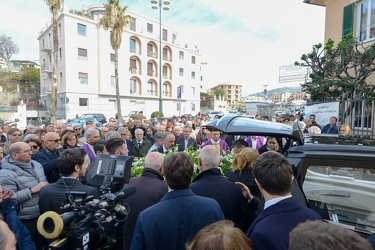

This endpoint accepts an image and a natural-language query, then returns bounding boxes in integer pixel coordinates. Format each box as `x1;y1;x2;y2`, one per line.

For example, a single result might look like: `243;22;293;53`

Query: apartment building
209;83;242;109
304;0;375;83
38;5;202;120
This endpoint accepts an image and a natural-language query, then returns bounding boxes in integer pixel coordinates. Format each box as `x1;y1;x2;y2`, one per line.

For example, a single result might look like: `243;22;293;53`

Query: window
162;29;167;41
356;0;375;41
163;48;168;60
129;17;136;31
59;72;63;85
77;23;87;36
79;72;88;85
130;79;137;94
192;87;196;95
58;23;61;36
179;68;184;76
147;82;155;96
147;23;153;33
111;76;115;87
191;71;196;79
79;98;88;106
163;66;168;78
192;103;196;111
179;51;184;60
59;48;62;60
110;53;115;64
130;38;136;53
78;48;87;60
130;59;137;73
147;62;154;76
192;56;196;64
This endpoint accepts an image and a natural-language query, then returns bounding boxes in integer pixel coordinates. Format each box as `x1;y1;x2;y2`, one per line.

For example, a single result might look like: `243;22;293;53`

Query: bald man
32;132;61;183
123;152;168;249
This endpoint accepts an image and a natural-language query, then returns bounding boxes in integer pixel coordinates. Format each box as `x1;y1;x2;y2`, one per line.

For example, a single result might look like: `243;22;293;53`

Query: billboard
279;65;311;83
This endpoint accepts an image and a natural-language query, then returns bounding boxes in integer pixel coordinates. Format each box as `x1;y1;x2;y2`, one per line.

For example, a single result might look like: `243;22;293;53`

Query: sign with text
305;102;340;127
177;86;182;102
279;65;311;83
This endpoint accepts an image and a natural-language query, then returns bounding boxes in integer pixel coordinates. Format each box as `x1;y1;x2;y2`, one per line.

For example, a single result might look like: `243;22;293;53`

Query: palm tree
44;0;63;123
100;0;129;122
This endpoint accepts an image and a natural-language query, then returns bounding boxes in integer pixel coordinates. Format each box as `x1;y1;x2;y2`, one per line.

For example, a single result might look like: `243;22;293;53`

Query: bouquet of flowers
131;145;234;181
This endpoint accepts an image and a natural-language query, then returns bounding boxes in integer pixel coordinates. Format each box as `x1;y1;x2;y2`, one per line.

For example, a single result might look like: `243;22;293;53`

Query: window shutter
342;3;354;38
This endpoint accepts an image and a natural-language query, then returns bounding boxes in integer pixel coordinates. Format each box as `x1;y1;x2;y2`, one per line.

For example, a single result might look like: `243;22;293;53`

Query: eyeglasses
47;139;61;143
202;128;206;130
30;145;39;149
12;134;22;137
75;128;82;131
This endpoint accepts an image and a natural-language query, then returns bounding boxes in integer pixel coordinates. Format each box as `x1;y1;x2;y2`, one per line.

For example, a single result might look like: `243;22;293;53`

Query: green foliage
131;146;234;181
130;113;146;120
214;88;225;97
200;92;210;97
151;111;164;118
296;34;375;102
69;9;92;19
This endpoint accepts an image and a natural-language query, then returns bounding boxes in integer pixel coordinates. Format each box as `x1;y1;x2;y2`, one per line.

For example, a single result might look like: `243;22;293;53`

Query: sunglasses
75;128;82;131
30;145;39;149
47;139;61;143
12;134;22;136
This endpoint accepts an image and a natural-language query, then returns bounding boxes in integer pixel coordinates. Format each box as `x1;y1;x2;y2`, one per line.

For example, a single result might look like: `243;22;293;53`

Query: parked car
68;113;107;127
79;113;107;124
206;115;375;237
204;110;225;119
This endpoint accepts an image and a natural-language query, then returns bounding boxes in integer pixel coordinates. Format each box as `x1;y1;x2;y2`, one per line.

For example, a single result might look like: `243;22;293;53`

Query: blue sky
0;0;325;95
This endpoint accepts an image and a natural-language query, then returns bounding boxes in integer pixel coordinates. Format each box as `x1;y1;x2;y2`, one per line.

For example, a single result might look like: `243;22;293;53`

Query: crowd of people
0;112;372;250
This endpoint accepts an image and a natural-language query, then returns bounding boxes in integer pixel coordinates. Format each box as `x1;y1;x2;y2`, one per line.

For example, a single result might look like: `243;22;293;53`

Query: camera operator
39;148;99;215
86;138;129;193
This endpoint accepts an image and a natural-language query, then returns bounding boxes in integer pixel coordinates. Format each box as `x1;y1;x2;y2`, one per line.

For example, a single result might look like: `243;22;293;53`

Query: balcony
147;51;157;58
163;55;172;62
130;49;141;55
148;71;157;77
42;64;53;74
130;68;141;75
41;42;52;52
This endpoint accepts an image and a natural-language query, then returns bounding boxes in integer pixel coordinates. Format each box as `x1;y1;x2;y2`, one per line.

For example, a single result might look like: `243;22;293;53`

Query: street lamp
151;0;170;114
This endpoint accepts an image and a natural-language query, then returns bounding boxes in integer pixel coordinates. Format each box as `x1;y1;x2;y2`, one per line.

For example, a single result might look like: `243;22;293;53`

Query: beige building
209;83;242;109
38;5;202;119
305;0;375;83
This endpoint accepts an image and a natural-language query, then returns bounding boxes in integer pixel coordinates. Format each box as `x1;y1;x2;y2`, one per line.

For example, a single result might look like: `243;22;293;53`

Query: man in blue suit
190;145;244;229
245;152;321;250
130;152;224;250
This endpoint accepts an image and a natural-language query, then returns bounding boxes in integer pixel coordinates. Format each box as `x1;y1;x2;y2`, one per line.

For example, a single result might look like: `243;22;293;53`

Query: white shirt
264;195;292;210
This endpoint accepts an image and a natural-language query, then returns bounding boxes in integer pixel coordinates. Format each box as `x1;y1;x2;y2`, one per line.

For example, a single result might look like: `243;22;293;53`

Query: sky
0;0;325;95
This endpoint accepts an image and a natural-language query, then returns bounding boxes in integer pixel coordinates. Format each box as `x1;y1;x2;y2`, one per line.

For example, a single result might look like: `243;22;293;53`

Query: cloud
0;0;325;95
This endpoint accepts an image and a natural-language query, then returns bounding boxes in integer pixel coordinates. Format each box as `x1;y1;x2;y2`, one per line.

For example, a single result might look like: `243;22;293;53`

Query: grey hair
23;133;38;142
117;127;127;133
163;132;174;140
144;152;164;171
199;145;221;170
84;128;99;139
106;131;121;140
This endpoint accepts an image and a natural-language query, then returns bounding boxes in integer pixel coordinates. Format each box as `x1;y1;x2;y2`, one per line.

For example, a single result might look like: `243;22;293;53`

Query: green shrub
151;111;164;118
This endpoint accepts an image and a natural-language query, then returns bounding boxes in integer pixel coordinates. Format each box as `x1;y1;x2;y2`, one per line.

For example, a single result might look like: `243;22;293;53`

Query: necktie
138;142;141;149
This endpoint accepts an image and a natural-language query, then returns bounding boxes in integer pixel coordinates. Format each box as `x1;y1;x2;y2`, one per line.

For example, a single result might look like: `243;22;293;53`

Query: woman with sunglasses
24;138;43;155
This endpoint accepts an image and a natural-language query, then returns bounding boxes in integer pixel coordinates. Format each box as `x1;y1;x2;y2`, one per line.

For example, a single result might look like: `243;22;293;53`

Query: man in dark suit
245;152;321;250
190;145;245;229
155;132;175;154
122;152;168;250
130;152;224;249
32;132;61;183
39;148;99;214
177;125;198;151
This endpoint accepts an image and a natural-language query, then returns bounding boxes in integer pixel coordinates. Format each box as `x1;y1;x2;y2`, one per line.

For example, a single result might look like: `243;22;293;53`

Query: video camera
37;154;135;249
37;186;136;249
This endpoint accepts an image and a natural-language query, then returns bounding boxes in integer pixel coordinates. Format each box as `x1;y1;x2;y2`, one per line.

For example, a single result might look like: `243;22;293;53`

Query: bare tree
0;35;20;68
